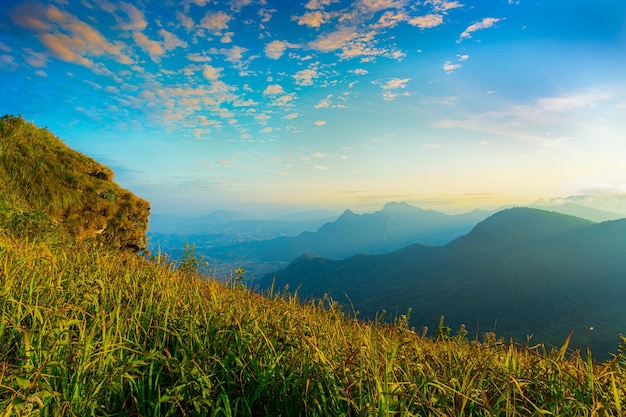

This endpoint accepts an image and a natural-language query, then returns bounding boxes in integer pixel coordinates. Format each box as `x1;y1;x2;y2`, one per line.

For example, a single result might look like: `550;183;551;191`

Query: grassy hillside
0;115;149;250
1;117;626;415
2;229;626;416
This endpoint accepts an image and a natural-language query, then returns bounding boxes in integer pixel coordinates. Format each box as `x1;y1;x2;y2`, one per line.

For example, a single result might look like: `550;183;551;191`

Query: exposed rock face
0;115;150;251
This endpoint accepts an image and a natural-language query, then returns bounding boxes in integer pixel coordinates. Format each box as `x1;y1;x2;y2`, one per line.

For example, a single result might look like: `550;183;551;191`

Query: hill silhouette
161;201;491;277
0;115;149;250
262;207;626;357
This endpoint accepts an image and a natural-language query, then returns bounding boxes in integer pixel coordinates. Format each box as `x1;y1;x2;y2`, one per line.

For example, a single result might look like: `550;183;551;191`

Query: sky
1;0;626;217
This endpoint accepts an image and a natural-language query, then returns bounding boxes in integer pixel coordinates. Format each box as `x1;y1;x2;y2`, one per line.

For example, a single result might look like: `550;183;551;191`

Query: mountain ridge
261;207;626;357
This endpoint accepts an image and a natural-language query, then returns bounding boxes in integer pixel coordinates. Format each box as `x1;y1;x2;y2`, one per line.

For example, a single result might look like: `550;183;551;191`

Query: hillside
1;117;625;415
262;208;626;357
0;115;149;250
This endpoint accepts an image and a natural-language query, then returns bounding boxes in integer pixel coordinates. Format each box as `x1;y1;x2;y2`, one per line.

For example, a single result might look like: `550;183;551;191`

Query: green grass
1;232;625;416
0;115;149;251
2;114;626;415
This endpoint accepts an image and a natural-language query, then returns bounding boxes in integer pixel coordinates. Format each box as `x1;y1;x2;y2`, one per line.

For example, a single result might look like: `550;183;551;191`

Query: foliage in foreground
1;232;626;416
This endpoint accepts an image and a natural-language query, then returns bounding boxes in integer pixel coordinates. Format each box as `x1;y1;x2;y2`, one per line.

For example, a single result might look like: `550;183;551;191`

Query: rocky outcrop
0;114;150;251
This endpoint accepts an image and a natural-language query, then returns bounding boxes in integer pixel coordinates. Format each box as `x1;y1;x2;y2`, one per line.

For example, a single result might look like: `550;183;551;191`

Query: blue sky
1;0;625;216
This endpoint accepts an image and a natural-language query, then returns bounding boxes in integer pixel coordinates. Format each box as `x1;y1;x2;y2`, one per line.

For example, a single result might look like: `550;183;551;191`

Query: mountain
217;201;491;259
160;202;491;278
261;208;626;357
0;115;149;250
531;201;624;222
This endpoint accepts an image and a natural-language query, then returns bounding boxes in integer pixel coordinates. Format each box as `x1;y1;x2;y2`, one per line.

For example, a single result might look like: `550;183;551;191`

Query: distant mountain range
150;202;493;277
261;208;626;357
530;202;624;222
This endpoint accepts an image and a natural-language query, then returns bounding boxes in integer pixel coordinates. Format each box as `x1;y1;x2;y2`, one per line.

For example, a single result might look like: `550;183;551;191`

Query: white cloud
309;27;359;52
284;113;299;120
263;84;284;95
358;0;405;13
314;164;328;170
159;29;187;50
177;11;194;31
428;0;463;12
351;68;368;75
305;0;338;10
220;46;246;63
265;40;295;59
537;93;609;112
315;94;333;108
133;32;164;60
117;3;147;31
0;55;19;71
382;91;410;101
293;11;330;28
187;53;212;62
203;64;222;81
407;14;443;29
381;77;410;89
200;11;232;35
315;120;327;126
459;17;503;42
443;61;461;73
294;68;319;86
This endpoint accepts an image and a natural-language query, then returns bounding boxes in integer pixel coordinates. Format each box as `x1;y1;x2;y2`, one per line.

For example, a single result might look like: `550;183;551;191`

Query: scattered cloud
200;11;233;35
0;55;19;71
265;40;295;59
203;64;222;81
10;2;133;67
459;17;503;42
305;0;339;10
293;68;320;86
309;27;359;52
263;84;285;95
133;32;164;60
315;94;333;108
408;14;443;29
293;11;330;28
428;0;463;12
443;61;461;73
380;78;410;89
219;45;246;63
315;120;327;126
117;2;148;31
187;53;212;62
159;29;187;50
537;92;609;112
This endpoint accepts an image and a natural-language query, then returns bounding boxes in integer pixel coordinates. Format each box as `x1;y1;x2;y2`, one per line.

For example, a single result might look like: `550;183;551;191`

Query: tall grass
1;231;625;416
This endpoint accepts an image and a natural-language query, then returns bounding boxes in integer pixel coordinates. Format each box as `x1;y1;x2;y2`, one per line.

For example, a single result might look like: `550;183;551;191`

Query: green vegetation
1;115;626;415
2;234;626;416
0;115;149;251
